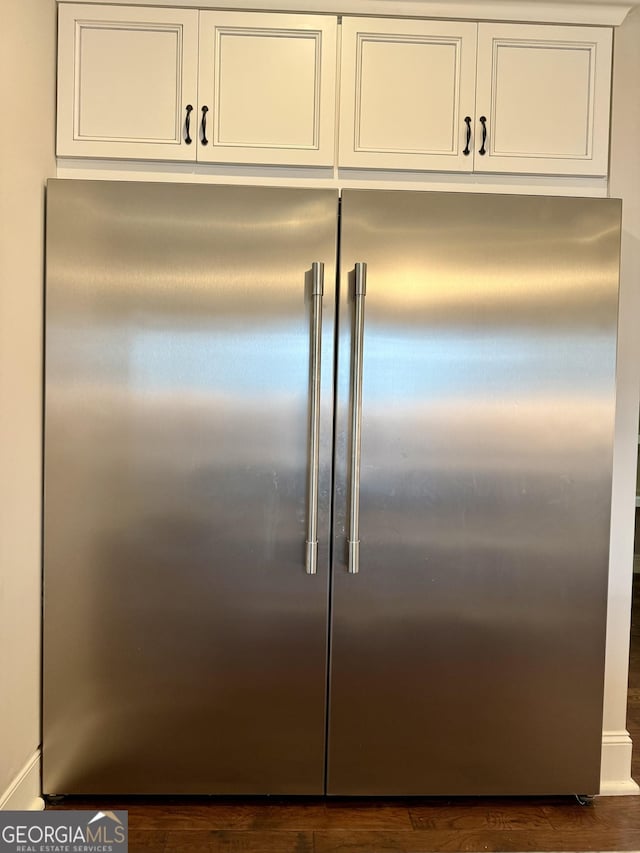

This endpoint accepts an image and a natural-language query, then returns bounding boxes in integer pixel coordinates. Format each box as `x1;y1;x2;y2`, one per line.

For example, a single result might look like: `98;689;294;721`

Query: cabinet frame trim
57;3;199;161
339;16;478;171
73;19;186;145
474;22;612;176
197;10;338;166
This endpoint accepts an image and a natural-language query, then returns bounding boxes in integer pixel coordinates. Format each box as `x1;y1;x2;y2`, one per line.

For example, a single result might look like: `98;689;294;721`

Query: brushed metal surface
43;180;338;794
328;190;621;795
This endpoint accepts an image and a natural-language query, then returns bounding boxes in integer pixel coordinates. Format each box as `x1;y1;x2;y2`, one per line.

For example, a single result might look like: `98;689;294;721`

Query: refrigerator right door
328;190;621;795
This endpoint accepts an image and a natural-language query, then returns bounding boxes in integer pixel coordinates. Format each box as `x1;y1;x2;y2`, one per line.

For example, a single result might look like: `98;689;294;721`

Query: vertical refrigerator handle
348;262;367;574
305;261;324;575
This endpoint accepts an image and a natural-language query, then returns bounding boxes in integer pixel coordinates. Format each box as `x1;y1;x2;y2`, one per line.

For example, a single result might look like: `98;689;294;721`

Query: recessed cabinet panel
217;33;317;147
475;24;612;175
57;4;199;160
358;41;457;152
491;45;591;156
77;28;180;141
339;18;477;171
198;12;337;166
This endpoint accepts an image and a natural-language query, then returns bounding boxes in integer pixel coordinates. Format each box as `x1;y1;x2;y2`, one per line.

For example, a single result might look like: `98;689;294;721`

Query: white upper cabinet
339;17;612;176
57;5;337;166
475;23;612;176
197;12;337;166
57;4;199;160
57;5;614;177
339;18;478;171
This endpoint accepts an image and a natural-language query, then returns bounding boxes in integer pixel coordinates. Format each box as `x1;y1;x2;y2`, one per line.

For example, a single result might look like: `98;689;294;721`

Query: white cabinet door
475;23;612;176
197;12;337;166
57;4;198;160
339;18;478;171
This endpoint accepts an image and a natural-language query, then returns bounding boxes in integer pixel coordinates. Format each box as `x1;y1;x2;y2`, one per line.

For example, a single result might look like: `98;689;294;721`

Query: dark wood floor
49;579;640;852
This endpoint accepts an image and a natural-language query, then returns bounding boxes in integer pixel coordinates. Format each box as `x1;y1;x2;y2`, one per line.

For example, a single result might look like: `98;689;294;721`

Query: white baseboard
0;751;44;811
600;730;640;795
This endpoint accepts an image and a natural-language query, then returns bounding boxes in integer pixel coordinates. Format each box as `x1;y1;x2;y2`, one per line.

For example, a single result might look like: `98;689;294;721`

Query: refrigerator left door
43;180;338;794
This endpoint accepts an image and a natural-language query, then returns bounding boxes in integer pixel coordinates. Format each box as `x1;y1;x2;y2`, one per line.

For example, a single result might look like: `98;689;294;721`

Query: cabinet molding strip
54;0;635;28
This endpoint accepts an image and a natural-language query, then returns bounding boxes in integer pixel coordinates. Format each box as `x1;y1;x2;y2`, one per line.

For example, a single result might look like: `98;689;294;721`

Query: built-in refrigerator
43;180;621;796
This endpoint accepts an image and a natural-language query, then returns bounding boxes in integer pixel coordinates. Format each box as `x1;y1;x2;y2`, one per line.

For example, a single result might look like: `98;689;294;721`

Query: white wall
601;4;640;794
0;0;56;810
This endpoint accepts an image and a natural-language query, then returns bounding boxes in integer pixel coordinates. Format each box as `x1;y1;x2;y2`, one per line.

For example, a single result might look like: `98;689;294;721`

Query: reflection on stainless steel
44;182;621;798
305;261;324;576
347;262;367;575
43;181;338;794
329;190;621;796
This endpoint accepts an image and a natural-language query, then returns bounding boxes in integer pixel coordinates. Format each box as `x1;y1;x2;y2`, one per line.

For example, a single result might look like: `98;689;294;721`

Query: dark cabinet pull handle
463;116;471;156
479;116;487;156
184;104;193;145
201;105;209;146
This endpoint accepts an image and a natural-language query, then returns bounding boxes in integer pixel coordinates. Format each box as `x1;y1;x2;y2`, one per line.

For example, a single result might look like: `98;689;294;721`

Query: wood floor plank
47;797;414;831
48;794;640;850
248;800;413;830
313;826;640;853
124;802;258;830
542;795;640;830
128;829;167;852
162;830;313;852
408;796;555;830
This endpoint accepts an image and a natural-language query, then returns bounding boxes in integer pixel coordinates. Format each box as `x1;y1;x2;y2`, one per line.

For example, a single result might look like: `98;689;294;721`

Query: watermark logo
0;810;128;852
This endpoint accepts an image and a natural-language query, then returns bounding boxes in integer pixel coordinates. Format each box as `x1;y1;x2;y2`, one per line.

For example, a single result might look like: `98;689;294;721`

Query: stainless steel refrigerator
43;180;621;796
